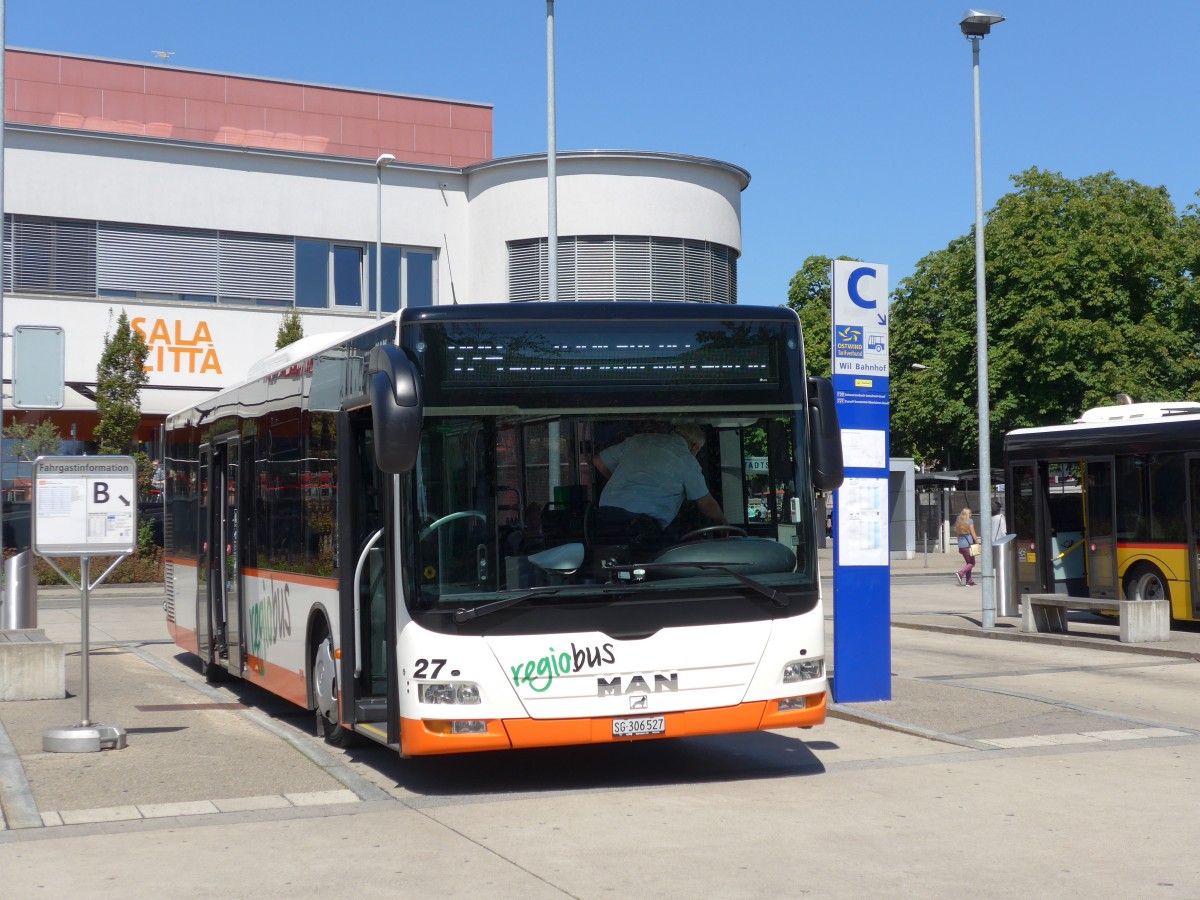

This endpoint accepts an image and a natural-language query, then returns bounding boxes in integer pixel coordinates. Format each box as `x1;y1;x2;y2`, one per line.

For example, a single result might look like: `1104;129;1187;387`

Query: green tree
94;310;149;455
3;418;62;460
890;167;1200;467
276;309;304;349
786;254;861;379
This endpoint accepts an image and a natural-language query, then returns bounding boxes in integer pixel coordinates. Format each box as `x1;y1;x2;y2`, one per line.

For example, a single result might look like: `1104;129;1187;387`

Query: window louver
5;216;97;295
614;236;651;301
651;237;685;302
219;232;295;303
98;223;219;296
507;235;737;303
508;239;545;302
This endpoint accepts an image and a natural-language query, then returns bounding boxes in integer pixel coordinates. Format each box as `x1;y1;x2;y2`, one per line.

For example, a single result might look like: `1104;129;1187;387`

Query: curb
0;718;41;830
892;619;1200;661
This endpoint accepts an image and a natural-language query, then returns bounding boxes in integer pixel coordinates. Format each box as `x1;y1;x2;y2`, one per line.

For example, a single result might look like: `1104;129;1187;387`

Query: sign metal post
32;456;138;753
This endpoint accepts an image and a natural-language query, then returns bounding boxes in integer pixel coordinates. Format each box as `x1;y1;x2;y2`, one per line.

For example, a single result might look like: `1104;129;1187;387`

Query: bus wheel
313;634;357;748
1124;564;1171;607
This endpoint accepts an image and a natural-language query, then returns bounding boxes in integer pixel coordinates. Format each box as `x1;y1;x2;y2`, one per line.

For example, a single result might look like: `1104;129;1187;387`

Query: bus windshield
403;312;818;633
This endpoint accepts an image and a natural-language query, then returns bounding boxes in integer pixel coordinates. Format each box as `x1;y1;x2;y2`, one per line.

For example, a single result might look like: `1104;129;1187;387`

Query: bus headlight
782;658;824;683
417;682;482;705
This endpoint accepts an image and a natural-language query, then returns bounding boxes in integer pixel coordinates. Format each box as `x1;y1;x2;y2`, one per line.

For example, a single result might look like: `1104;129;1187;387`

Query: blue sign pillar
830;260;892;703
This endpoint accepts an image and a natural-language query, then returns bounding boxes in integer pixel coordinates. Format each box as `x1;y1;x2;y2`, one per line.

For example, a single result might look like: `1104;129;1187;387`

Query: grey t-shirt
598;433;709;528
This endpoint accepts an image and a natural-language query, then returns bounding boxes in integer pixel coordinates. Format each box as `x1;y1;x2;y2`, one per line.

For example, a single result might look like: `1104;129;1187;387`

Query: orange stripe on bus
243;568;337;589
165;555;198;567
398;692;827;756
242;654;308;708
170;622;200;656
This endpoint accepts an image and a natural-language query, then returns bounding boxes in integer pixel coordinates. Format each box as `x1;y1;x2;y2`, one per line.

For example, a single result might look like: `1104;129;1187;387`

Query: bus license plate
612;716;665;738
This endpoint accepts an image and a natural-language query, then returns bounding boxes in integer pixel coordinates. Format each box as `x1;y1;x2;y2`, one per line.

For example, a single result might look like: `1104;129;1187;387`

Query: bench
1021;594;1169;643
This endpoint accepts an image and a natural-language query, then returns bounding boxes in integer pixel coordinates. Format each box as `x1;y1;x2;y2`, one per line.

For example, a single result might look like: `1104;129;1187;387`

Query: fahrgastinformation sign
33;456;138;557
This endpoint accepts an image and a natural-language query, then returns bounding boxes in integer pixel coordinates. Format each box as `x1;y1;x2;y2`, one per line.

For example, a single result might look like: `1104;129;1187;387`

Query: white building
1;49;749;467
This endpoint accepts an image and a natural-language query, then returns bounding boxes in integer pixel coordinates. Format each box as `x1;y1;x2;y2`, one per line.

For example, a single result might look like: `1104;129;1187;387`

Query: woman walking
955;507;979;586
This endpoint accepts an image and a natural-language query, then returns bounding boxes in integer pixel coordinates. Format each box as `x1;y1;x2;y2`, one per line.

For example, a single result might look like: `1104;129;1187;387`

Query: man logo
629;694;648;710
597;673;679;697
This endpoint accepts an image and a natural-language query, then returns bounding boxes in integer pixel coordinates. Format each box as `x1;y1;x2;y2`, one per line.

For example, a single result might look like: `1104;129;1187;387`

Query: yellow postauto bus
1004;401;1200;622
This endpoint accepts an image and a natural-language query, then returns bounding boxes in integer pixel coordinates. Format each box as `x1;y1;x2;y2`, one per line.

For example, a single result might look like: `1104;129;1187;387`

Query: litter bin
993;534;1018;618
2;549;37;629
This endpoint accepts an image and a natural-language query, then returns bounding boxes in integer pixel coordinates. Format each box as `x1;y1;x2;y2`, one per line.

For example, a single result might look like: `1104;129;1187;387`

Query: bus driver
592;423;727;540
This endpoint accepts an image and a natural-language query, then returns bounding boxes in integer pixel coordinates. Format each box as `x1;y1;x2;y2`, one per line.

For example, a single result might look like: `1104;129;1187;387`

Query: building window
4;216;97;295
507;235;738;304
332;244;366;309
5;214;435;311
295;240;329;309
405;250;435;308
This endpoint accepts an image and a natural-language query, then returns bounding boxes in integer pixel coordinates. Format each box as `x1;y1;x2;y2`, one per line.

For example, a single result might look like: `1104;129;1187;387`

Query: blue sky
10;1;1200;307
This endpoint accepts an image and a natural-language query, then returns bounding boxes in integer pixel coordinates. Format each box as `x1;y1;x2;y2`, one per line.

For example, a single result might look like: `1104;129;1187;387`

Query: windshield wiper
453;584;635;624
601;561;789;608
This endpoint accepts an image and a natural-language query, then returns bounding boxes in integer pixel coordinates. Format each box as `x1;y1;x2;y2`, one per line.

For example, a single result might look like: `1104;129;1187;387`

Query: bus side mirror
807;376;844;492
368;344;423;474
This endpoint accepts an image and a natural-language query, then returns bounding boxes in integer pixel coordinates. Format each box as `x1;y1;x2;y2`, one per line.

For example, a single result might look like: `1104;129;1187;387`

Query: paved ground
2;551;1199;897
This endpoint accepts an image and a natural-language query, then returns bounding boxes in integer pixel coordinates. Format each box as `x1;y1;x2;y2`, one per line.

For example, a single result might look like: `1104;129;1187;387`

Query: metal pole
79;556;91;726
0;2;7;561
546;0;558;302
971;36;995;627
375;161;383;319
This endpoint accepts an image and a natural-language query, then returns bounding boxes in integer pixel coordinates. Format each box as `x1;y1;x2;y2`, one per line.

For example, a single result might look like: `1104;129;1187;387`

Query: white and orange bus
164;302;843;754
1005;401;1200;621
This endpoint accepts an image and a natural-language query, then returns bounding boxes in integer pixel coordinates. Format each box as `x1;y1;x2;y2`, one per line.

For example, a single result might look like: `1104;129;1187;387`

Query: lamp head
375;153;397;168
960;8;1005;37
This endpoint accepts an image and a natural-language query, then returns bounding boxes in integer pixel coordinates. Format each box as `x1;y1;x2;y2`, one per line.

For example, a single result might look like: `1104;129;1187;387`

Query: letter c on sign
848;267;878;310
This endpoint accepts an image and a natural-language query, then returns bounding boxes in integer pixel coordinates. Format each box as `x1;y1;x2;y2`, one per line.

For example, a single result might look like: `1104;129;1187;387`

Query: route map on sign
33;457;137;556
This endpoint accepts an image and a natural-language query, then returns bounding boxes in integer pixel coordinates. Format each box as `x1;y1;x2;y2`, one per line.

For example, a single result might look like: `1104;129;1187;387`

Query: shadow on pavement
346;728;828;798
174;647;830;798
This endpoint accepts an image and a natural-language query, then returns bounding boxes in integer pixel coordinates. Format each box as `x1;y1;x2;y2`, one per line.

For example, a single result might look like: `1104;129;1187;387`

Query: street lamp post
375;153;397;319
960;9;1005;627
546;0;558;302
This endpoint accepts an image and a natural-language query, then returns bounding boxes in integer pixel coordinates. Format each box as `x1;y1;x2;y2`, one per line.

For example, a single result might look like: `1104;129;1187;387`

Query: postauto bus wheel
1124;564;1171;609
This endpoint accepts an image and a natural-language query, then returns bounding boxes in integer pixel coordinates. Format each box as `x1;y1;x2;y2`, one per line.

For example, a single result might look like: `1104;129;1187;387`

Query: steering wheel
419;510;486;541
679;524;748;542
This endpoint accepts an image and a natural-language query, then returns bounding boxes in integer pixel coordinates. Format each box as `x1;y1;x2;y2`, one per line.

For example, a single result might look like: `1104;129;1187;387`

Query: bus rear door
1082;457;1118;599
198;435;243;677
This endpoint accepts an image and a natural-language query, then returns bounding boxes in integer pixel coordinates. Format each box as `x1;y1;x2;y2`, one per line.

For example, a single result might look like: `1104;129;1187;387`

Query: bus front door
337;408;394;745
198;437;243;676
1188;456;1200;619
1083;458;1118;599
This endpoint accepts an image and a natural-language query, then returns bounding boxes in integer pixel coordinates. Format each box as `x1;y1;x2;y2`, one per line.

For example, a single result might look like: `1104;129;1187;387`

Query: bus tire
312;631;358;748
1123;563;1171;611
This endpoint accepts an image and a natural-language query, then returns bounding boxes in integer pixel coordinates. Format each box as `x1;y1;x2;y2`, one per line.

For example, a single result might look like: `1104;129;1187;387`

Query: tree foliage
94;310;149;455
786;254;862;379
276;310;305;349
3;419;62;460
889;167;1200;467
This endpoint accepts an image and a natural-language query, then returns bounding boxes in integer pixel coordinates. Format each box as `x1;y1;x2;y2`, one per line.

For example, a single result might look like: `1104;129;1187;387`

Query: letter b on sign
94;482;109;504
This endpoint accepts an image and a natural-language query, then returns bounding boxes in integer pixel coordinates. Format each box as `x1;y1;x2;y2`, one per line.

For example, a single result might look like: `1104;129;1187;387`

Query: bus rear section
1004;401;1200;622
166;302;843;755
